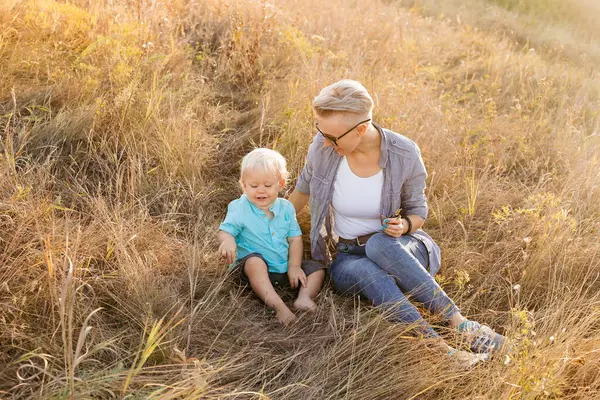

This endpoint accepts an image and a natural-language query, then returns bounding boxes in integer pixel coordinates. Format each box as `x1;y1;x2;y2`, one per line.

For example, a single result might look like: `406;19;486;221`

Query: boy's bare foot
293;297;317;311
276;306;297;325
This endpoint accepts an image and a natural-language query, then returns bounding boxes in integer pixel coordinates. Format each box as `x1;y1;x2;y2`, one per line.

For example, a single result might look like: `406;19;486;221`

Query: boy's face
240;170;284;210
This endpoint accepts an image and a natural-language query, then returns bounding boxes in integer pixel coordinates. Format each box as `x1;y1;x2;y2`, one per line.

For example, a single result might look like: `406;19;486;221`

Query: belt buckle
355;236;365;246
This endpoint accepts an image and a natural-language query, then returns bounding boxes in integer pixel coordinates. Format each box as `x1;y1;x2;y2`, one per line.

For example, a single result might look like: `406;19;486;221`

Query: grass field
1;0;599;398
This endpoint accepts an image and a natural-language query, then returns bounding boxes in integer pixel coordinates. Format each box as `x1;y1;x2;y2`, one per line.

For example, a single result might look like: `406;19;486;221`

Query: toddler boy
217;148;325;324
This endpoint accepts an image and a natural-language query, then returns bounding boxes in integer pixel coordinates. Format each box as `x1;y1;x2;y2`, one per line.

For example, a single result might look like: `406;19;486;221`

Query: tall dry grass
1;0;599;398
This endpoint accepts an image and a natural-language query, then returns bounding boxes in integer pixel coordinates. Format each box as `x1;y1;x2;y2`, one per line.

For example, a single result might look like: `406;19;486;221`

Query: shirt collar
242;194;280;216
373;122;389;169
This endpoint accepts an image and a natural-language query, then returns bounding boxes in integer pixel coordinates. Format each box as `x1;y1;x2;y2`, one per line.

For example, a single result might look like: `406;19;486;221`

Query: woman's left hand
382;217;405;238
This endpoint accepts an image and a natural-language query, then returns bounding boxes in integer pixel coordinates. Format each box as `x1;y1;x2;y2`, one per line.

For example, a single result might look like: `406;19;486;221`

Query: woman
289;79;506;356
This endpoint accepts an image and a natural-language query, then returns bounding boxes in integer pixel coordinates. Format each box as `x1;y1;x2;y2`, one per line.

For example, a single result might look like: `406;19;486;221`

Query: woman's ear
357;124;368;137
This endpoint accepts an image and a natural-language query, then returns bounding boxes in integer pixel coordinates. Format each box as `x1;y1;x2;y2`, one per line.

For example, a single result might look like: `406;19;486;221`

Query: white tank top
332;157;383;239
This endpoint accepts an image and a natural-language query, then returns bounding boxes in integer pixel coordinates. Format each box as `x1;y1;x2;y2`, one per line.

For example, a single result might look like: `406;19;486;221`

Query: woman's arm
384;142;428;237
288;190;310;215
290;135;320;214
404;214;424;233
401;143;428;222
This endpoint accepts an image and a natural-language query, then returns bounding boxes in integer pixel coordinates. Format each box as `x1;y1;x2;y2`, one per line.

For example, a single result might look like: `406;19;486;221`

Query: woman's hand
218;238;237;265
288;266;307;289
382;217;405;238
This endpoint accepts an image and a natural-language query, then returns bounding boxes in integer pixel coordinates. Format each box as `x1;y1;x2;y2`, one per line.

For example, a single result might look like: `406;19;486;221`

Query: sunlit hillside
1;0;599;398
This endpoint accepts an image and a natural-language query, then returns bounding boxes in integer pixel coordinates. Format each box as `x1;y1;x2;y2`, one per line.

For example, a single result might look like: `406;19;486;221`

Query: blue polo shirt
219;195;302;273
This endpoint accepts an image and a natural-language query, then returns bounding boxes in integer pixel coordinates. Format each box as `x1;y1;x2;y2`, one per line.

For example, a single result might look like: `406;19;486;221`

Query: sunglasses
315;118;372;146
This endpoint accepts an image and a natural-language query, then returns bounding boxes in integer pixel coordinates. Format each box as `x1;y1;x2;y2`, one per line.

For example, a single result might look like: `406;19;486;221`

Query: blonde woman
289;80;506;357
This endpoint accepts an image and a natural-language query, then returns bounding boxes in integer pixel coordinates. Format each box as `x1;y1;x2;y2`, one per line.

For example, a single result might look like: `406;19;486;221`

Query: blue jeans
329;233;459;338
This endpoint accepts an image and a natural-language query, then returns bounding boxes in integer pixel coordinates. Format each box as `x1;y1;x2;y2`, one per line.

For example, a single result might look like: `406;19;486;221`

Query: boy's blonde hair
240;148;288;181
312;79;374;117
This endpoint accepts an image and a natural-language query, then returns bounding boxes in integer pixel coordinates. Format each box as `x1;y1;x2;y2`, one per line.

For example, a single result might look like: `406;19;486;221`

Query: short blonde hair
312;79;374;117
240;148;288;181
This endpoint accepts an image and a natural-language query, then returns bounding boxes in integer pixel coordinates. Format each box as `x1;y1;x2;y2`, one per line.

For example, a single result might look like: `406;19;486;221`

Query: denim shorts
232;252;325;288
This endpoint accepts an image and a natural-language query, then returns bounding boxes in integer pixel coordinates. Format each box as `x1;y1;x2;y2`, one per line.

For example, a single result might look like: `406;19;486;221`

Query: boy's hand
288;266;307;289
218;239;237;265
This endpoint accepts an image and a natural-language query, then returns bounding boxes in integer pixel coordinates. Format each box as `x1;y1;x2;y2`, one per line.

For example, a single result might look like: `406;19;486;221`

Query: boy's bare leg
244;257;296;325
294;269;325;311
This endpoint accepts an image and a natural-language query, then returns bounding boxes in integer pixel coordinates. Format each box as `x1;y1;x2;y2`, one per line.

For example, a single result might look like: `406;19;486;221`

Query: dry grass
1;0;599;398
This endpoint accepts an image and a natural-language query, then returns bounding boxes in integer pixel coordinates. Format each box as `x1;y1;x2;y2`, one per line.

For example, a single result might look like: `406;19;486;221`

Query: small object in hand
379;214;389;229
380;208;403;225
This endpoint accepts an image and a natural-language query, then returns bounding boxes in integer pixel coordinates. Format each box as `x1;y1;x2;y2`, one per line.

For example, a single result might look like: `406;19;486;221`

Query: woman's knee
365;232;388;254
366;233;410;260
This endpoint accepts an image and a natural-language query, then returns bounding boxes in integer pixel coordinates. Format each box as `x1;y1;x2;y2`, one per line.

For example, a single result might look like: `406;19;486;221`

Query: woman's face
315;113;370;156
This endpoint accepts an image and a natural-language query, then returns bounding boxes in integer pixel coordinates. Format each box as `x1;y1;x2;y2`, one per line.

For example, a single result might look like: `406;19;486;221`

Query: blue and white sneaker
447;345;489;368
457;320;506;354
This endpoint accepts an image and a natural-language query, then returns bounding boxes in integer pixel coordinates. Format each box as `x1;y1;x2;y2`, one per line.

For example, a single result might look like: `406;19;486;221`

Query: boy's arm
287;235;305;289
218;200;242;264
217;230;237;265
287;235;303;268
217;230;236;244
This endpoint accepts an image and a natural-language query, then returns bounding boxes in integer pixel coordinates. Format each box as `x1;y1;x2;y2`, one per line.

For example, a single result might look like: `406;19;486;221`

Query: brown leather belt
338;232;377;246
